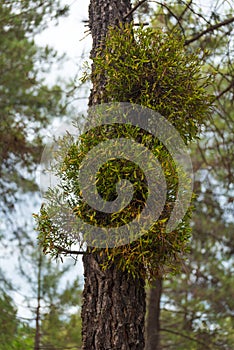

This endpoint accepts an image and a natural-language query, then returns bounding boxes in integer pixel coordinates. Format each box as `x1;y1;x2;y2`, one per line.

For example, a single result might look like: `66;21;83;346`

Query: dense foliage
0;291;18;349
36;24;212;281
94;25;211;142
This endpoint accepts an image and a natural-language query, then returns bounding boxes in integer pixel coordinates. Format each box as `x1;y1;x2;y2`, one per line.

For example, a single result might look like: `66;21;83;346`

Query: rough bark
82;252;146;349
88;0;133;105
81;1;146;349
145;278;163;350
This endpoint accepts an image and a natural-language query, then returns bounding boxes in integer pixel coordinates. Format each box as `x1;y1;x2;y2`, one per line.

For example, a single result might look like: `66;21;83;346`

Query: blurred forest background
0;0;233;349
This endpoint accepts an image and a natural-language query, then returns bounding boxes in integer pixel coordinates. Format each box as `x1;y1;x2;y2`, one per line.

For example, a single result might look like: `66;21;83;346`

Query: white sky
35;0;92;84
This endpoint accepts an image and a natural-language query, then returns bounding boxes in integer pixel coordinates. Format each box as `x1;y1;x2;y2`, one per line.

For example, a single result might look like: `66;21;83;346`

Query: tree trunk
88;0;133;106
82;252;146;349
34;252;42;350
81;1;146;349
145;278;163;350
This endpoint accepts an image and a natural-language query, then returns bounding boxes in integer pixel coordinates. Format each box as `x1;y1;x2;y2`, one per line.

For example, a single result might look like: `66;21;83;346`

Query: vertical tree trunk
145;278;163;350
81;1;146;349
88;0;133;106
82;252;146;349
34;252;42;350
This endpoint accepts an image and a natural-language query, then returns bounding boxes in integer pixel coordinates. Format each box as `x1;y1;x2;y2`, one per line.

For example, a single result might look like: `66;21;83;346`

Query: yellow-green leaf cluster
36;24;212;281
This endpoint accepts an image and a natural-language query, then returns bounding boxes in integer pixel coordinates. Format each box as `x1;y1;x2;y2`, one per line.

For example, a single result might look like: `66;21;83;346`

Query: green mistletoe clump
35;24;212;280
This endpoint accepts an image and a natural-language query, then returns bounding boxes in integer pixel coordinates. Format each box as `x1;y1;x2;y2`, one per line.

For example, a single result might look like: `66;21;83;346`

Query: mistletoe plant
35;24;212;280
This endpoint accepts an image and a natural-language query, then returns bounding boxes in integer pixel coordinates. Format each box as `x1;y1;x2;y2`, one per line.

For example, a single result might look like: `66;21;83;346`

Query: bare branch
153;1;185;35
160;328;211;349
181;0;211;26
185;15;234;45
213;78;234;101
123;0;148;20
171;0;193;33
176;0;193;24
54;245;85;255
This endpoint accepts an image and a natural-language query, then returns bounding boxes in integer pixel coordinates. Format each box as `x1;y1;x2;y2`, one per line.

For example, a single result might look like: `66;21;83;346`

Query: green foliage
12;324;35;350
0;271;35;350
41;310;82;349
0;292;18;349
0;0;68;211
36;24;212;281
93;24;212;143
40;265;82;349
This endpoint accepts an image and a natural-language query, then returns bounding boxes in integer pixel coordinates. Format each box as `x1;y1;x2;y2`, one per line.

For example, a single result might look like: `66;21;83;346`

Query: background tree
19;247;82;350
0;0;70;279
0;0;69;214
0;283;18;349
136;1;234;349
0;266;36;350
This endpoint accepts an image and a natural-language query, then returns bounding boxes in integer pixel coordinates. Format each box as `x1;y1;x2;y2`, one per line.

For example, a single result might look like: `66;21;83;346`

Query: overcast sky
36;0;92;84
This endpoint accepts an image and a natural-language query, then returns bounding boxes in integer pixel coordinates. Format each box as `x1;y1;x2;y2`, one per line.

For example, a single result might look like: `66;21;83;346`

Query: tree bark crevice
82;252;146;349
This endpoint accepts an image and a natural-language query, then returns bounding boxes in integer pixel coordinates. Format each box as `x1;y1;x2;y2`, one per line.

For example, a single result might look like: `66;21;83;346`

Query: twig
153;1;185;35
185;15;234;45
134;22;149;26
123;0;148;20
172;0;192;31
181;0;211;26
213;78;234;101
160;328;211;349
54;245;85;255
177;0;193;22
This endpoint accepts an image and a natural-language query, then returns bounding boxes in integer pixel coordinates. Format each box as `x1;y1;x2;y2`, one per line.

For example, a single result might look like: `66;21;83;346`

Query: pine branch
185;15;234;45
